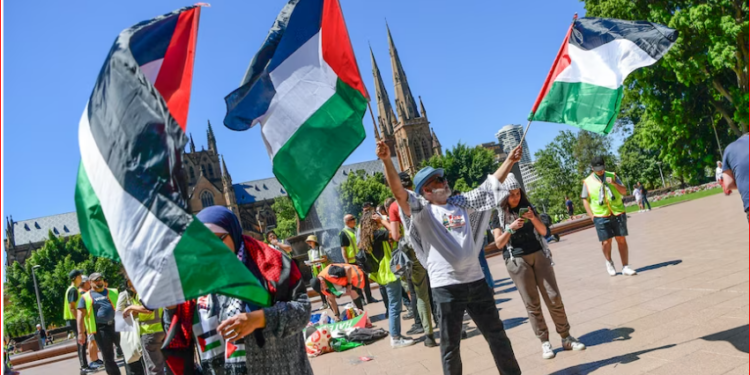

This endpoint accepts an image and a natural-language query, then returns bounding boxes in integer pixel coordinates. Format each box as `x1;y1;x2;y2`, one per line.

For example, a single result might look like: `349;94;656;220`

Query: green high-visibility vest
369;240;397;285
133;294;163;335
341;227;357;264
584;172;626;217
81;289;119;334
63;285;79;320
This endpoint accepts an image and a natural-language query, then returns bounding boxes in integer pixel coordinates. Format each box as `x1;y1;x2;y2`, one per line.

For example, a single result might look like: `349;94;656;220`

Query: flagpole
367;101;381;141
519;12;578;147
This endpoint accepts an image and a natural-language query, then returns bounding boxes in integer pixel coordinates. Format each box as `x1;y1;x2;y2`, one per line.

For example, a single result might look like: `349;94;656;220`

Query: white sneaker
562;336;586;351
391;336;416;349
622;265;638;276
542;341;555;359
605;261;617;276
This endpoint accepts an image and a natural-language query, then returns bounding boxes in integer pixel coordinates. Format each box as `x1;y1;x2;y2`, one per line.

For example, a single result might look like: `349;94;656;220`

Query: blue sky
3;0;591;222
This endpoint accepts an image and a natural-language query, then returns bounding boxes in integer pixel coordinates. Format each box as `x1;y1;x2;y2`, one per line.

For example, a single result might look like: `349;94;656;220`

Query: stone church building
371;24;442;174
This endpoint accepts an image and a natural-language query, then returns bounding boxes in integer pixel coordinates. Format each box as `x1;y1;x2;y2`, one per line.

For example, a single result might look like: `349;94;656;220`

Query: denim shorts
593;214;628;242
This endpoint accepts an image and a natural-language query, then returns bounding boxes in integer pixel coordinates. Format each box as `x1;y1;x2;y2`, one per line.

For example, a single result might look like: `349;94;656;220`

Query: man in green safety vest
340;214;378;304
64;269;92;374
124;291;165;375
581;156;638;277
77;273;120;375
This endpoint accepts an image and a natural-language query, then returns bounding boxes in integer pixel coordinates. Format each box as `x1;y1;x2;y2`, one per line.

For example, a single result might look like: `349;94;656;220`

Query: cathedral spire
221;155;232;183
387;22;419;121
432;128;442;156
189;133;196;153
370;43;396;136
419;96;427;120
207;120;217;154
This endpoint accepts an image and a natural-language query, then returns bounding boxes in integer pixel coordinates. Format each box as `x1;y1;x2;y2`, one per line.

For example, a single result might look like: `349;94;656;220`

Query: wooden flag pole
519;12;578;147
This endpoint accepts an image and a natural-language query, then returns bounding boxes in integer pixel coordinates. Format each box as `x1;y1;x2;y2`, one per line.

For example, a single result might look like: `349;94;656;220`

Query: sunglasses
426;176;446;187
346;217;356;222
217;233;229;241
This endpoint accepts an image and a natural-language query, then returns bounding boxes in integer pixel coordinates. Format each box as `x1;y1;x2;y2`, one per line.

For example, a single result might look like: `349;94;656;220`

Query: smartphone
518;208;529;222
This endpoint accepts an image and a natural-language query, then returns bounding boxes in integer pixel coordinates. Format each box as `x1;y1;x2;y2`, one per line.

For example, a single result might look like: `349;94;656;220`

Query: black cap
591;156;606;172
398;172;413;188
68;269;82;280
310;277;321;295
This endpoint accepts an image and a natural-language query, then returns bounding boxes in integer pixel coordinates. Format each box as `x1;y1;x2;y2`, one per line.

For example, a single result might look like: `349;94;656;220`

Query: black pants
67;320;88;369
432;279;521;375
93;323;121;375
125;359;146;375
362;272;375;301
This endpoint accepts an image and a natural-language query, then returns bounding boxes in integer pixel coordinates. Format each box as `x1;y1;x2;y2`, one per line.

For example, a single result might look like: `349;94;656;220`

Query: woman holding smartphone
490;174;585;360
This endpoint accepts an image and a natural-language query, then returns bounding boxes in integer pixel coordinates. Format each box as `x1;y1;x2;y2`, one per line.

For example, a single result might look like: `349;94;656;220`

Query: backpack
345;328;389;344
390;238;413;278
539;213;553;227
355;250;375;274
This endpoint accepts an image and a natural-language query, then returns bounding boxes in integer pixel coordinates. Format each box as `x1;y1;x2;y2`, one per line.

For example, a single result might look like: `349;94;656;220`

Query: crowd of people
44;130;747;375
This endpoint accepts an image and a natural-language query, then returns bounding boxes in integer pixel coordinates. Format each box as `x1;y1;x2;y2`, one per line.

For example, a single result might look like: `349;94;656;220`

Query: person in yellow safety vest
305;235;328;277
78;275;101;370
124;292;165;375
339;214;379;304
77;273;120;375
64;269;92;374
581;156;638;277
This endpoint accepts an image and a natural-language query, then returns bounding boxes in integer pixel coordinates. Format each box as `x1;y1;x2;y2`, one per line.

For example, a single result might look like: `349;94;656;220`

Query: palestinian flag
223;0;368;219
74;6;271;309
530;17;678;134
225;341;247;363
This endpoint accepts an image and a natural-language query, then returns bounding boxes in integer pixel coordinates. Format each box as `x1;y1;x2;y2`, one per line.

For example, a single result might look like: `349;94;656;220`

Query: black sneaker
423;334;438;347
461;329;468;340
367;298;380;304
406;325;424;335
404;311;415;320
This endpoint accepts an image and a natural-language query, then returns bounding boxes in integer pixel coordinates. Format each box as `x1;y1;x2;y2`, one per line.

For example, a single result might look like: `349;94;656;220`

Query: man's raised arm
493;145;523;183
377;141;411;217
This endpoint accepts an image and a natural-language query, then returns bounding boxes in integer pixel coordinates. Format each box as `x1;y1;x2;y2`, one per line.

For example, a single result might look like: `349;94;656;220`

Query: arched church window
414;140;423;161
201;165;207;176
200;191;214;208
189;167;195;179
422;138;431;158
208;164;214;177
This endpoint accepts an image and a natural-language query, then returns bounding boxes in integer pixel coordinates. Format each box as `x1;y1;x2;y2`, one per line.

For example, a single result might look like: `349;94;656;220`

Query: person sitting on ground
267;230;293;258
196;206;313;375
310;264;367;319
490;173;585;360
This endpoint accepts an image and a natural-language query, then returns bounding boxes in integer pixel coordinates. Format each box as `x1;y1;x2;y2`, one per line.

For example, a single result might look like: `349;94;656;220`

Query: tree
583;0;748;134
529;130;617;217
336;170;392;218
583;0;747;184
271;196;298;240
421;142;498;191
5;233;125;329
618;132;672;190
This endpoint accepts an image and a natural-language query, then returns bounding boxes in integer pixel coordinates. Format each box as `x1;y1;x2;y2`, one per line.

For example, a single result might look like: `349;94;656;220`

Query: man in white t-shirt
377;141;522;375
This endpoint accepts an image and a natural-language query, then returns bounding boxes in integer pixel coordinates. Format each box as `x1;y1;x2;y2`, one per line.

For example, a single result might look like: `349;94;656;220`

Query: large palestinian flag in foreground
224;0;368;219
75;6;271;309
530;17;678;134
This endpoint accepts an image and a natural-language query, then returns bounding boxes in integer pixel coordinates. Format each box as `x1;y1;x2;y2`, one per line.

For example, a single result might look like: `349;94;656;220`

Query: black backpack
346;328;389;344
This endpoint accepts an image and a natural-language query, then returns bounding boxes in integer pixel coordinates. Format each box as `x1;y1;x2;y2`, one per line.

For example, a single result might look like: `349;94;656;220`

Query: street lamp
656;162;666;188
31;265;46;331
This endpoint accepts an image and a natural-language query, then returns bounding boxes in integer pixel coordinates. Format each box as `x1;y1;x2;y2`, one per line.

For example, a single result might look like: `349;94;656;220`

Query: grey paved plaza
14;193;749;375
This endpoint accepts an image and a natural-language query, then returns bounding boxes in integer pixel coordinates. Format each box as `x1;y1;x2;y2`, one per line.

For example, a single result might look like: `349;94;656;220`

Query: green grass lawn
626;187;723;213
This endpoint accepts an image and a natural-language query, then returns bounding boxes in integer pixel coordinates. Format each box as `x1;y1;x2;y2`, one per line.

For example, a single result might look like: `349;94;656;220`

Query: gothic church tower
371;23;442;175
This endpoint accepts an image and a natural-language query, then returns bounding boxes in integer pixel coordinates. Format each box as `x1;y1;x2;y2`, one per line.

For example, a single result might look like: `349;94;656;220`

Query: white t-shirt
634;188;642;201
404;175;507;288
716;167;723;182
